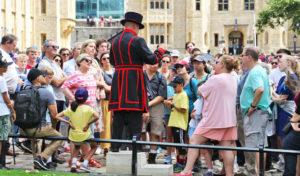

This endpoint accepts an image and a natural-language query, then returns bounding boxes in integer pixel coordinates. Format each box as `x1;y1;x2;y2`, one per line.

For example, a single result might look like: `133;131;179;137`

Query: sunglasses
162;60;170;63
83;58;92;64
48;45;59;49
102;57;110;60
54;59;61;62
62;53;69;56
176;65;184;69
275;55;282;59
271;62;278;65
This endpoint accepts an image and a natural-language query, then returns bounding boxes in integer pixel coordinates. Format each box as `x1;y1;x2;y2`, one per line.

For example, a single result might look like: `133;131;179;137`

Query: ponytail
70;98;87;112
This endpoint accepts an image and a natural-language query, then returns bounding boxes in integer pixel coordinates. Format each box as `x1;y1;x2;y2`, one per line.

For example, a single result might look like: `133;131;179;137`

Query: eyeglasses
275;55;282;59
102;57;110;60
62;53;69;56
48;45;59;49
271;62;278;65
162;60;170;63
83;58;92;64
54;59;61;62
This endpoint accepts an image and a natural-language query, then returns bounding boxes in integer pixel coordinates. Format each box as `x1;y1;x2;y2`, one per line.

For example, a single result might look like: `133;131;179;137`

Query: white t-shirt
269;67;286;86
38;57;65;101
0;48;19;94
0;76;10;116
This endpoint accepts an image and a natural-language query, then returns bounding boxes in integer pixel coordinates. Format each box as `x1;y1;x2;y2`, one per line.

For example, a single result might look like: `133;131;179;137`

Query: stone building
125;0;299;55
0;0;75;52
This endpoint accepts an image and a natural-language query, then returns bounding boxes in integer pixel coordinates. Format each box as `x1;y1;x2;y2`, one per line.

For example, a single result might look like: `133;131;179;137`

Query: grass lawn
0;169;82;176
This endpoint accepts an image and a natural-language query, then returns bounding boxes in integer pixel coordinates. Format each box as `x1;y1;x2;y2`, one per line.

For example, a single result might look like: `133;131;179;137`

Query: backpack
14;86;42;129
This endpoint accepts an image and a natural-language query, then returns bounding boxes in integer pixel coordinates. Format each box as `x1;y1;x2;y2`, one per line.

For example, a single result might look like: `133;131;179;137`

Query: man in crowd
63;42;81;76
96;38;109;62
170;50;180;66
109;11;165;152
143;62;167;163
269;49;290;87
26;46;38;69
59;48;70;62
240;46;271;176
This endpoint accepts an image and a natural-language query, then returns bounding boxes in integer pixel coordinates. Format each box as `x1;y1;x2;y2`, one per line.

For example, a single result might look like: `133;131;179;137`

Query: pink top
62;71;97;107
198;73;237;128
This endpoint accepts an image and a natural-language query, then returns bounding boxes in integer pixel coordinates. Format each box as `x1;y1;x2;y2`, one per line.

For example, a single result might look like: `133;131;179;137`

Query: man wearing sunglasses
269;49;290;88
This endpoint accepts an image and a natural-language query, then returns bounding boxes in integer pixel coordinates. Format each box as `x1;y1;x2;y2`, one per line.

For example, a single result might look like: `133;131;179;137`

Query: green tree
256;0;300;34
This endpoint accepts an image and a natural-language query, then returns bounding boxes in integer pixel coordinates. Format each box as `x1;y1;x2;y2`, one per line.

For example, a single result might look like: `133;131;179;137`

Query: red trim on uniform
109;71;119;105
118;70;125;109
115;68;142;71
157;48;165;55
111;39;117;65
156;51;162;58
124;28;137;35
140;70;148;112
136;70;139;90
115;64;143;68
128;36;137;64
108;107;144;112
118;31;125;65
155;55;159;64
125;70;139;104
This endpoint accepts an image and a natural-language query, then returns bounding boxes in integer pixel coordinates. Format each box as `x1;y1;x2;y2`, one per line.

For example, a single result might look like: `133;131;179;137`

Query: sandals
89;158;101;168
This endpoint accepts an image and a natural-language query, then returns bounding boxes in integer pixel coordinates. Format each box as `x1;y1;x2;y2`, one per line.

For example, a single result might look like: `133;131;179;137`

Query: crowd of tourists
0;12;300;176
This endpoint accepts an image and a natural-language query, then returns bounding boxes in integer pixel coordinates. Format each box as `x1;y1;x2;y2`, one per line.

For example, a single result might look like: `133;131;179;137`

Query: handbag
282;119;292;135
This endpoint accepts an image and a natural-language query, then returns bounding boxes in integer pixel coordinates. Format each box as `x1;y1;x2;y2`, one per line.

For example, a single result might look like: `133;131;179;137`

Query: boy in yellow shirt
164;75;189;173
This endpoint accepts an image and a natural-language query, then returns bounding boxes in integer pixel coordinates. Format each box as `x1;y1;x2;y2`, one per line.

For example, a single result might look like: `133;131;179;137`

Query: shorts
244;109;269;148
194;126;237;141
142;103;164;136
71;133;94;146
0;115;11;141
188;127;196;138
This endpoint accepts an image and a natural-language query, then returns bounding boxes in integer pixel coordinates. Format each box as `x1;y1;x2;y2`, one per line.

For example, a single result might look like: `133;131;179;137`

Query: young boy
164;75;189;173
15;54;29;93
0;53;16;169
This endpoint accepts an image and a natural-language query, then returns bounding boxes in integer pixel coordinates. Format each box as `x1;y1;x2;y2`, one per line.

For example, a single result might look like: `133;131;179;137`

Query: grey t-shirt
34;86;55;127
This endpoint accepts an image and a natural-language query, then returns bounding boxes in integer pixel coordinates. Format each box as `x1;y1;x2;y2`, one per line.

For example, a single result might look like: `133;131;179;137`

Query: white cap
171;50;180;57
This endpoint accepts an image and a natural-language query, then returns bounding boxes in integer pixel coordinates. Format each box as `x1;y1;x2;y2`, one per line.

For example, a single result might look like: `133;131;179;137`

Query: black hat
27;68;47;83
0;52;13;68
169;75;185;87
121;12;144;29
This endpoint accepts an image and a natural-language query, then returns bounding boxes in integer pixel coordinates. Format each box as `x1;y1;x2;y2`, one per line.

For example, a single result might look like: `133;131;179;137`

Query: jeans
282;130;300;176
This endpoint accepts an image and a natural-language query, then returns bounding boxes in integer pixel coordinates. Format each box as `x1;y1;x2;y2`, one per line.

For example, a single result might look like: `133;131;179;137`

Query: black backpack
14;86;42;129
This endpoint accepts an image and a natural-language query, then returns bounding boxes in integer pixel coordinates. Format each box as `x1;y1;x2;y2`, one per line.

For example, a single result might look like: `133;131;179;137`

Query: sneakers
34;156;50;171
164;156;172;164
89;158;101;168
147;153;157;164
192;159;201;173
203;171;214;176
70;163;77;172
68;159;81;168
21;140;32;154
79;165;91;173
173;163;185;173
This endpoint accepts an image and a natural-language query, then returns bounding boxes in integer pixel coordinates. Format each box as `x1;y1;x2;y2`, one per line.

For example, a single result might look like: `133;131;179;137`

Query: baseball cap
0;52;13;68
75;88;89;100
170;50;180;57
27;68;47;82
169;75;185;87
174;60;190;69
193;55;207;63
76;53;92;64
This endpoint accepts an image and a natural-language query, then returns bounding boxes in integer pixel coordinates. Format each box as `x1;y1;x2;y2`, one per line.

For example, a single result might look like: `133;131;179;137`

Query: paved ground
5;145;283;176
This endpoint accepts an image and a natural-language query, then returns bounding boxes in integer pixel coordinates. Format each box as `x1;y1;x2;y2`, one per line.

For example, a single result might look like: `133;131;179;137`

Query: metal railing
7;134;300;176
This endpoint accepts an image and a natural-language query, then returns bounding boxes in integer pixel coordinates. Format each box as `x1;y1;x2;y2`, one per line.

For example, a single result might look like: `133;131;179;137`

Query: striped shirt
62;71;97;107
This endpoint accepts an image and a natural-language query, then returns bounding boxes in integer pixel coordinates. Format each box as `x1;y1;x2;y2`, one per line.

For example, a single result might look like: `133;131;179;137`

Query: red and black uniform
109;28;164;150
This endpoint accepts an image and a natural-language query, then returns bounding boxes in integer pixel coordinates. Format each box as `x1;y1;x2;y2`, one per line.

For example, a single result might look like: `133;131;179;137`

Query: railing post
132;136;137;176
259;145;264;176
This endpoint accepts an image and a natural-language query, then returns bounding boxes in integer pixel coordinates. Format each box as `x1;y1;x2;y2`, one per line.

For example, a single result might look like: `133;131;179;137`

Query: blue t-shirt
164;86;175;115
184;77;199;113
276;74;298;100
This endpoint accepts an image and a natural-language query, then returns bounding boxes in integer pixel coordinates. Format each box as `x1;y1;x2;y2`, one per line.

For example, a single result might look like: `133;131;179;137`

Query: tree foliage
256;0;300;34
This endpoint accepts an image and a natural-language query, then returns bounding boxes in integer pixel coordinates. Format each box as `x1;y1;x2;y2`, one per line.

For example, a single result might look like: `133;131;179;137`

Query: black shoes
192;159;201;173
20;140;33;154
0;164;10;170
34;156;50;171
147;153;157;164
52;155;66;164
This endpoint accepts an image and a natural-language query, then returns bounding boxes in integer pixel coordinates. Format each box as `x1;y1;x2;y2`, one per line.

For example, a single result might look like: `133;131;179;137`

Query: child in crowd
55;88;100;173
0;54;16;169
15;54;29;93
164;75;189;173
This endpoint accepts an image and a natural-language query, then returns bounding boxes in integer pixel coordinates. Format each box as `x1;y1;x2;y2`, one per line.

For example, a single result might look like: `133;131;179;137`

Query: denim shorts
188;127;196;138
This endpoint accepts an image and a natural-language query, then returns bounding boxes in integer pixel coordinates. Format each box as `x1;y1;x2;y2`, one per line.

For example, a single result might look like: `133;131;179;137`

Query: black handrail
8;134;300;176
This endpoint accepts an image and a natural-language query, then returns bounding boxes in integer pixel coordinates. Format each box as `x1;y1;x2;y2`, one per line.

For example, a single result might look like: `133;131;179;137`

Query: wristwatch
171;103;174;109
251;104;257;108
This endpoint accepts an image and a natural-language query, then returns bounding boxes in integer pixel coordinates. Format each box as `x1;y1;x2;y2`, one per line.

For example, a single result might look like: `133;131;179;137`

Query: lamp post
294;35;297;54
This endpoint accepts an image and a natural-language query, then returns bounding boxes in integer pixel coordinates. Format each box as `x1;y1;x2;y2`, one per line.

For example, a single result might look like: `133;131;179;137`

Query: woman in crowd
53;55;64;70
175;55;238;176
272;55;300;166
99;51;114;157
62;53;101;168
160;54;172;82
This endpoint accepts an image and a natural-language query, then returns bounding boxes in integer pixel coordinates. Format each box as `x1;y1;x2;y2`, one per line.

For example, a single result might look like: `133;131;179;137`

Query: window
244;0;255;10
160;1;164;9
150;0;165;9
41;33;46;47
155;1;159;8
167;1;169;9
150;1;154;9
150;24;165;45
214;33;219;47
218;0;228;11
41;0;46;14
92;3;97;10
196;0;200;11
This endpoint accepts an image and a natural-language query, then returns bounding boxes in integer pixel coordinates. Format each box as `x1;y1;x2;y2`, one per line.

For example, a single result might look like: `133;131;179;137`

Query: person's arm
62;88;75;101
83;111;100;132
51;75;67;87
149;96;164;107
247;87;264;116
3;92;16;122
54;111;75;130
173;104;187;114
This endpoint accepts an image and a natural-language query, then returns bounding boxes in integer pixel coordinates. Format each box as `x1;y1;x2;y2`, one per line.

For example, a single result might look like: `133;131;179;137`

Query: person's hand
69;122;76;130
18;80;25;86
83;124;89;132
11;112;16;123
100;90;106;100
142;112;150;122
164;100;172;106
190;110;196;119
246;107;257;117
